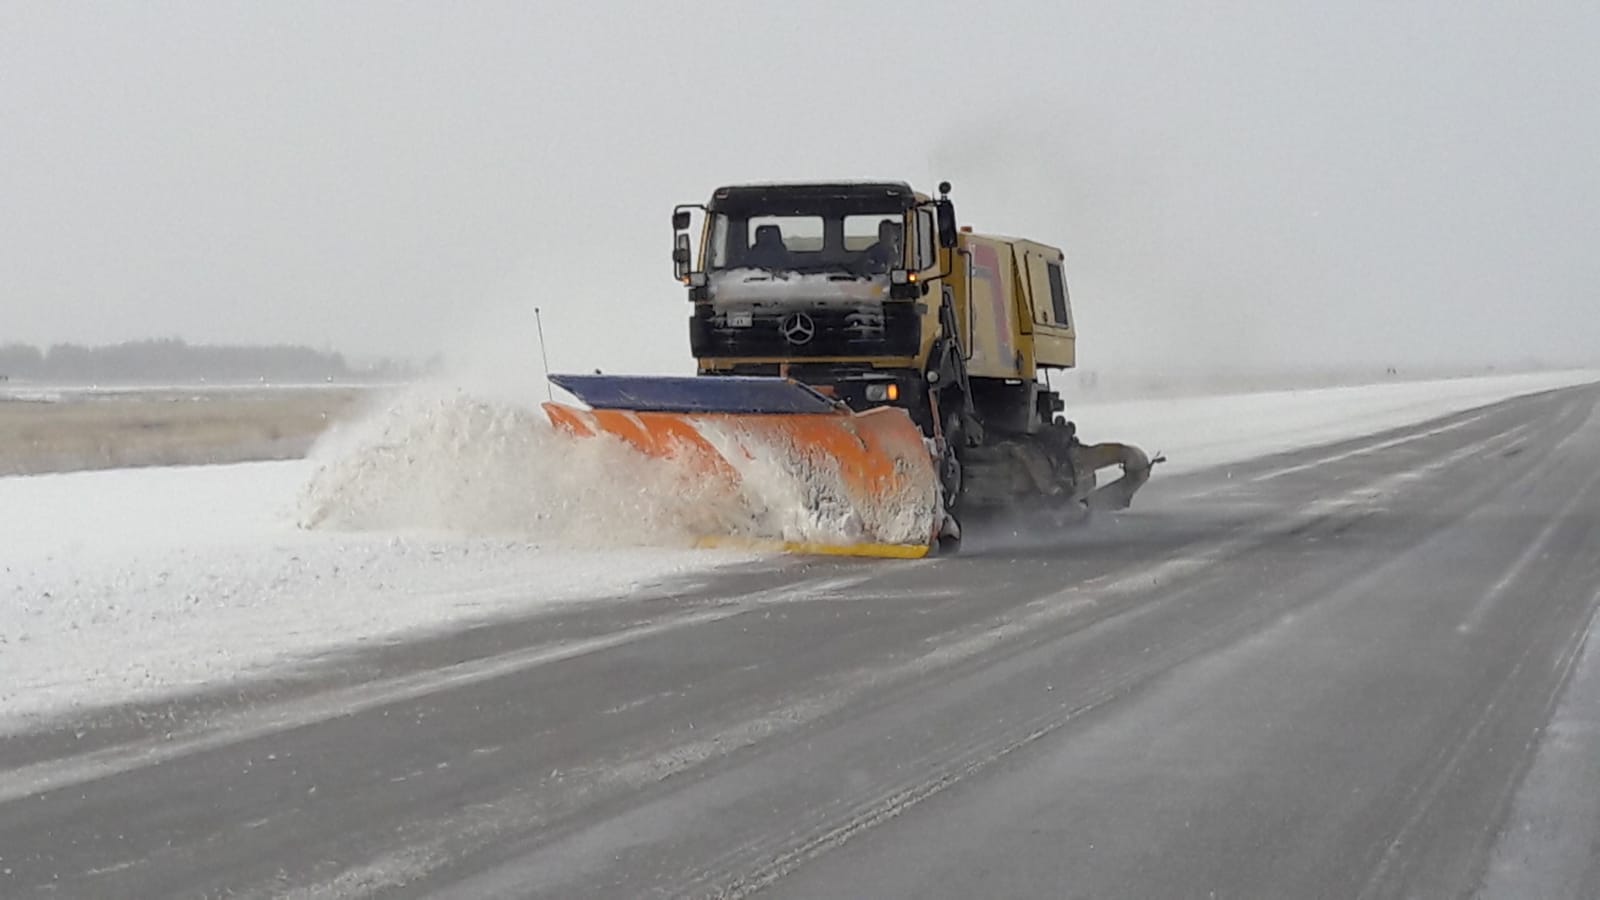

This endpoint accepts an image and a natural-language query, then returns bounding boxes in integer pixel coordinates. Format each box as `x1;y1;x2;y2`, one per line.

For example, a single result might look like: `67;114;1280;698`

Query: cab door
1022;248;1076;368
912;206;940;279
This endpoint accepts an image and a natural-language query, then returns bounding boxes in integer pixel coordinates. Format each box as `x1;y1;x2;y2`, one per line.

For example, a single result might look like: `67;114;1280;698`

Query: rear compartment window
1046;262;1070;327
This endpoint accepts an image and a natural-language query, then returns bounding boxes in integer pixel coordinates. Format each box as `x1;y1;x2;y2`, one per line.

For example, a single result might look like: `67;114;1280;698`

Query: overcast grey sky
3;2;1597;375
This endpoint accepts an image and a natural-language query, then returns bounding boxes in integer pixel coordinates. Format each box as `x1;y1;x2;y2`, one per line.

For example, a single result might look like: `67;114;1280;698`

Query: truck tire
940;411;965;513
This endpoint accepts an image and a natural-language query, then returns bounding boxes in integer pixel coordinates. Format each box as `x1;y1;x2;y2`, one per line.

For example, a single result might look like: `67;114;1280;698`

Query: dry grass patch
0;388;375;476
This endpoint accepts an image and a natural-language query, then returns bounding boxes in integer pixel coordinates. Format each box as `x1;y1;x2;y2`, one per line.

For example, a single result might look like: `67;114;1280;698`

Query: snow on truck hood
707;269;890;304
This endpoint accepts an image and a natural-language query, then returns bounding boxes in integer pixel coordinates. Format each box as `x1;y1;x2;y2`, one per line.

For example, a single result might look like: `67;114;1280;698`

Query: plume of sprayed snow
298;385;719;546
297;384;937;548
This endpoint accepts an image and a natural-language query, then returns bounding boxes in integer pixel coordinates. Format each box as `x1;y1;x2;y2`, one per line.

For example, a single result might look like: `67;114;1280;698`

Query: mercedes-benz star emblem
780;312;816;345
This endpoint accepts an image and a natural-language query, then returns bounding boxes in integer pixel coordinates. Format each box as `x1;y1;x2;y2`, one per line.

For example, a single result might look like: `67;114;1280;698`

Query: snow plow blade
542;374;941;558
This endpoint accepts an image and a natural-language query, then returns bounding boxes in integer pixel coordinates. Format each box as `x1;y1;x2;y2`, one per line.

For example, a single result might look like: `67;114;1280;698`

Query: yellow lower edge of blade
695;535;931;559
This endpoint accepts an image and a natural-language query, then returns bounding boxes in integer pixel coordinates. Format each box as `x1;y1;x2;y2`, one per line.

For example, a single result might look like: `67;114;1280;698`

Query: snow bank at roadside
1476;604;1600;897
1067;369;1600;476
0;460;745;732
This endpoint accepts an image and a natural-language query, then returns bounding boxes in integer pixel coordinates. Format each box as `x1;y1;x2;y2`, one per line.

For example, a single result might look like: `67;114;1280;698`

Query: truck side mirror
672;209;692;231
936;198;958;249
673;233;692;280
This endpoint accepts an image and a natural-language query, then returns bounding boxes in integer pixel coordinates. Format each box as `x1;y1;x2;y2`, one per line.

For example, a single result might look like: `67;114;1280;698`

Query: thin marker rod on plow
534;306;553;402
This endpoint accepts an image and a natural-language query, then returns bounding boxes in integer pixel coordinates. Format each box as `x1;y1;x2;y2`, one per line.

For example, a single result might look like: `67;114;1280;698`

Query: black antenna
534;306;553;402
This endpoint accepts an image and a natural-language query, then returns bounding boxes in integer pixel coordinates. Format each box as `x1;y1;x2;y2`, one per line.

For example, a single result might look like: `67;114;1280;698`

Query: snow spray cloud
297;384;935;548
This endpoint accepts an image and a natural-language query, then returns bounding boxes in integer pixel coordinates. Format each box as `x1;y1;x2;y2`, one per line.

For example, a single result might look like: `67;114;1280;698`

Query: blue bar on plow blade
549;374;840;415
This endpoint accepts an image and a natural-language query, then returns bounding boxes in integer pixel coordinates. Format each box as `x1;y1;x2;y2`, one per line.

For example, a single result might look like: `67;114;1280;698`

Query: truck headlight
865;383;900;402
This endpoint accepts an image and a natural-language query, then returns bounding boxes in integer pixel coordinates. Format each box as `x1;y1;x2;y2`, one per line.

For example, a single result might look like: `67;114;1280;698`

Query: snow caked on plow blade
542;375;943;558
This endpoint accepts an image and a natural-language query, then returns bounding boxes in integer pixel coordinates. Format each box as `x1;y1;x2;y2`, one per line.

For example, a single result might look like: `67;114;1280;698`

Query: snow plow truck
543;181;1157;557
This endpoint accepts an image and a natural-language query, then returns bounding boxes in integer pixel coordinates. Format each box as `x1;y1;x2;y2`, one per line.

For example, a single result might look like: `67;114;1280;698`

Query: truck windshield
707;210;906;275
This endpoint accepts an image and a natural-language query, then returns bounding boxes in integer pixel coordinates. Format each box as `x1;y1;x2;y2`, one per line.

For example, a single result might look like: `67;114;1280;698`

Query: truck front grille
690;303;921;359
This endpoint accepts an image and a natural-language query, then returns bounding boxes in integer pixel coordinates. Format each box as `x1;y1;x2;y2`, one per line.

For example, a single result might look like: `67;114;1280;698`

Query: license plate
728;311;753;328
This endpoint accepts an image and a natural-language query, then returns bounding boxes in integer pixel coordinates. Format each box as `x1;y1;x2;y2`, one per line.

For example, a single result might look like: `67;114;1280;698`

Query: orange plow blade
542;375;942;557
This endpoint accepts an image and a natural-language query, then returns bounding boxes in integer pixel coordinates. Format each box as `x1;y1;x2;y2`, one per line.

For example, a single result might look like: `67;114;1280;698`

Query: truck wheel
940;412;965;512
937;530;963;555
935;511;962;555
940;449;962;511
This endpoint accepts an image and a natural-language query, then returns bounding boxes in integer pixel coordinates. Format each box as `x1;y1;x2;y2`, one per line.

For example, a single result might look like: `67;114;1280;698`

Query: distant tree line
0;339;419;384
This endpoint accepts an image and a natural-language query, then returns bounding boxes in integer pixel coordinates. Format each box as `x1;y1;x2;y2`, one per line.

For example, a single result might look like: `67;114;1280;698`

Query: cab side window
1046;261;1070;327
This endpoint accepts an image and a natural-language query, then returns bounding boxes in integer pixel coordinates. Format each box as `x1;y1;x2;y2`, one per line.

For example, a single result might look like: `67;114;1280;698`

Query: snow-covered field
1;369;1596;733
1067;370;1600;476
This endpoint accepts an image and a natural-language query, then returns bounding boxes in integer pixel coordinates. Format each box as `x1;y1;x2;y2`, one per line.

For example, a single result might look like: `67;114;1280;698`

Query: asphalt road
4;384;1600;899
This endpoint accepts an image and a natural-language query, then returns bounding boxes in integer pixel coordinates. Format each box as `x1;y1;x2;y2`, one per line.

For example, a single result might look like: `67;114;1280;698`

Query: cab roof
708;181;919;214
